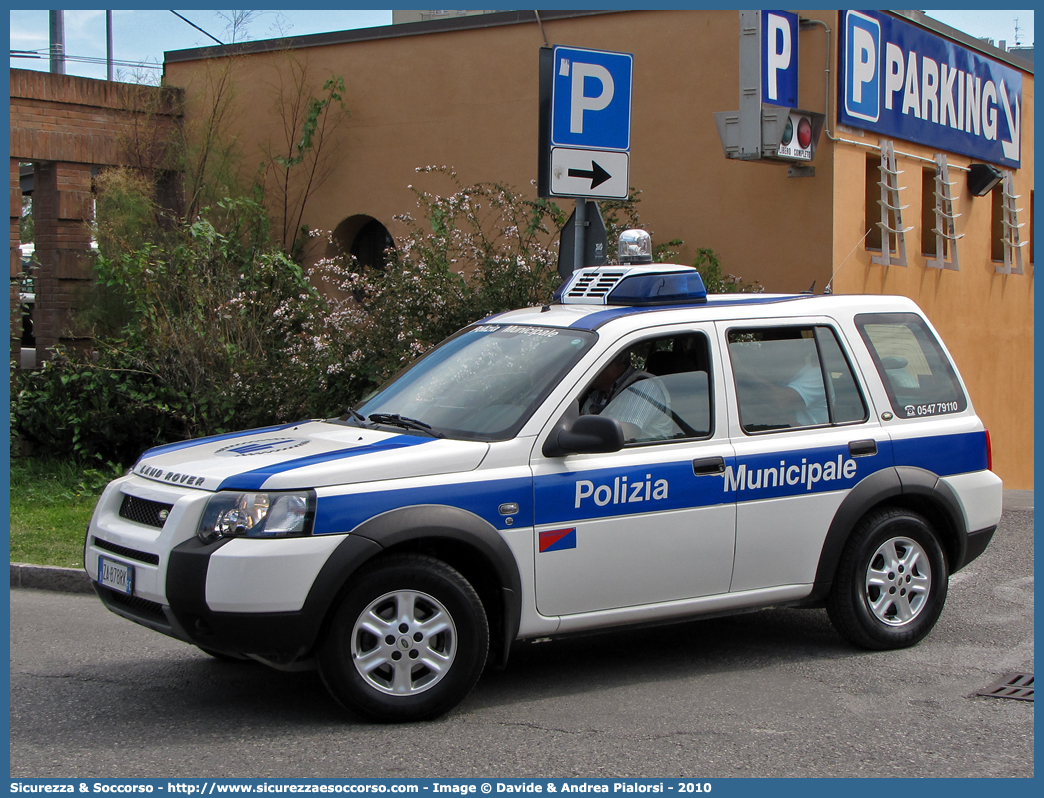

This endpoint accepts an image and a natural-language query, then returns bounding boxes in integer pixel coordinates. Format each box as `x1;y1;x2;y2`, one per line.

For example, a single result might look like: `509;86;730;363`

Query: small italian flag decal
539;528;577;553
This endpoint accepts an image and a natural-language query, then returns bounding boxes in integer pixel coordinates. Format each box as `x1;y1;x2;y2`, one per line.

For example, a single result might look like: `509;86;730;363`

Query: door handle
692;456;726;475
849;439;878;457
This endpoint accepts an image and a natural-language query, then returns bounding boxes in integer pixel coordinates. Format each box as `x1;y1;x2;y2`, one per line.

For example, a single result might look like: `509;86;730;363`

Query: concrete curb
11;490;1033;594
11;562;95;594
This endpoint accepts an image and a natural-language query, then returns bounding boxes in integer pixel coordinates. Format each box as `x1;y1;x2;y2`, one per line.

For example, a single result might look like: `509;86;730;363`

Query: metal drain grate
976;673;1034;702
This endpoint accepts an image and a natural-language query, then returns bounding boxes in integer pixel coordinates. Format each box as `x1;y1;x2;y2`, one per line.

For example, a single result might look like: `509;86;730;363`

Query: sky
9;9;395;81
8;8;1036;83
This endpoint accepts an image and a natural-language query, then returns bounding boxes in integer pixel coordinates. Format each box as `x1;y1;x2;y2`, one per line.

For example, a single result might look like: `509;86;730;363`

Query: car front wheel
318;554;489;722
827;507;948;650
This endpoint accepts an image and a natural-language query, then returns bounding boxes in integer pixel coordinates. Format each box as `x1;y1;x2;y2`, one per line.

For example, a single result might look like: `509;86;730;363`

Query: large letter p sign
766;14;791;101
844;11;881;122
569;62;615;134
550;46;632;151
762;11;798;108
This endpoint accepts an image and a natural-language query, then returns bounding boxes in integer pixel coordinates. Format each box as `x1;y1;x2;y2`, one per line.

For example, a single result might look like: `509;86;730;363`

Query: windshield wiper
368;413;444;438
341;407;375;427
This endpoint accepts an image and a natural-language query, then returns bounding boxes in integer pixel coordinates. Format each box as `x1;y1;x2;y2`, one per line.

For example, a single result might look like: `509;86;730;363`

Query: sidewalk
1003;488;1033;511
11;490;1033;595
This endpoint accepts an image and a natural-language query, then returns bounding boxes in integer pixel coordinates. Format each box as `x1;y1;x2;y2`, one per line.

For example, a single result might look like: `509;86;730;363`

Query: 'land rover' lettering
135;464;207;488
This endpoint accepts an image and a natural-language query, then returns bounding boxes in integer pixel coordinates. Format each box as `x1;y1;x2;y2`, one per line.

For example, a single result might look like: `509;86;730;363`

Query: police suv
86;231;1002;722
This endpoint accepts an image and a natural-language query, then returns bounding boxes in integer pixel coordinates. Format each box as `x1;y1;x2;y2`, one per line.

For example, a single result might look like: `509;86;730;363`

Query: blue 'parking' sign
551;46;632;152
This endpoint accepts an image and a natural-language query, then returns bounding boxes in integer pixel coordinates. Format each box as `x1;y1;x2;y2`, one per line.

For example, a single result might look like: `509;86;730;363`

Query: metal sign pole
573;198;587;275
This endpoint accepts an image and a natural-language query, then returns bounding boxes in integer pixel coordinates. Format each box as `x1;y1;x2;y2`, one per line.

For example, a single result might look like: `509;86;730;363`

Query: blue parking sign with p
844;11;881;122
551;46;632;151
762;10;798;107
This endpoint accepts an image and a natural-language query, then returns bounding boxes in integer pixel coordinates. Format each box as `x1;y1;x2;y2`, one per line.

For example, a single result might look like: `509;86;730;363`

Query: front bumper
160;534;379;663
87;476;382;663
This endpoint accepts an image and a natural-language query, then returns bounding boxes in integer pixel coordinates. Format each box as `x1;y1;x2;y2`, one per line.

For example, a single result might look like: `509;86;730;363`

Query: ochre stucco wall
164;10;1033;488
164;10;837;294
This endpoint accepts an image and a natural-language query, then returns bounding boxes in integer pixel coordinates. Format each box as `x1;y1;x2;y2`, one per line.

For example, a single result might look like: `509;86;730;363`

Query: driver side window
580;333;713;444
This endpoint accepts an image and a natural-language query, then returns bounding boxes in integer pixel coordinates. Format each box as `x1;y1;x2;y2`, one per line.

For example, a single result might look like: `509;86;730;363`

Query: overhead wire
10;47;162;70
10;10;226;72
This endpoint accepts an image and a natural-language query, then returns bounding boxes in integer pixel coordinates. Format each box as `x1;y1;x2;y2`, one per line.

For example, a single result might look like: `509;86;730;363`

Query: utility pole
106;10;114;81
48;10;66;74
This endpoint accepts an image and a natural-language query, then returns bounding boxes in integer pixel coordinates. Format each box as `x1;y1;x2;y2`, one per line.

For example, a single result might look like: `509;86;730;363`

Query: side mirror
543;415;625;457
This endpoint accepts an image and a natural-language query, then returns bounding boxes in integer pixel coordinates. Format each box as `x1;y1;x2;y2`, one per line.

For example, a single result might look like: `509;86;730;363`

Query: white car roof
482;290;920;335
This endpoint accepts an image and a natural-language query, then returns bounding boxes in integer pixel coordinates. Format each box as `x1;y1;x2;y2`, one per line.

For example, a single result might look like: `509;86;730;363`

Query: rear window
727;325;867;433
855;313;967;419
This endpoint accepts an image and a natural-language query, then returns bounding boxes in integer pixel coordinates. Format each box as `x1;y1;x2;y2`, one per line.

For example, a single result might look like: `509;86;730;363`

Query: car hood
130;421;490;492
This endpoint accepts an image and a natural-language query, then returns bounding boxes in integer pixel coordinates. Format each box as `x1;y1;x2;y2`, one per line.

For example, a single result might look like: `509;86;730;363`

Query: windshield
353;323;597;441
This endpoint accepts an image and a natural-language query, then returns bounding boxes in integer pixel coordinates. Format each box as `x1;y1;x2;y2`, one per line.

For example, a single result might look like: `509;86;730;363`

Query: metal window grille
995;172;1026;275
872;140;913;268
926;154;963;271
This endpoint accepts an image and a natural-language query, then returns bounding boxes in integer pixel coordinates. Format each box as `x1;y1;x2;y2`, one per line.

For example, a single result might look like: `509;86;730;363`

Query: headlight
198;490;316;543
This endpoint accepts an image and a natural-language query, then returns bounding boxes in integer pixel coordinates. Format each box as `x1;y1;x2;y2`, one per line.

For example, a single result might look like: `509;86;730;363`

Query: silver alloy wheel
351;589;457;696
864;536;932;626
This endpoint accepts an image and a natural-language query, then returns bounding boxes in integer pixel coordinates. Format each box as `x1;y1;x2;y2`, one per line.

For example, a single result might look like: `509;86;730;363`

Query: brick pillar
10;159;23;367
32;160;94;361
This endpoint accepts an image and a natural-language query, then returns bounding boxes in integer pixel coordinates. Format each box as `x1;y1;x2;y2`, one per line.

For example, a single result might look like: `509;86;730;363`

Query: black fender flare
303;504;523;667
807;466;968;603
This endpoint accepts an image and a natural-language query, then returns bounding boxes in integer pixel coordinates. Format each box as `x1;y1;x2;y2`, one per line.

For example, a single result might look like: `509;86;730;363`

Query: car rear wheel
827;507;948;650
318;554;488;722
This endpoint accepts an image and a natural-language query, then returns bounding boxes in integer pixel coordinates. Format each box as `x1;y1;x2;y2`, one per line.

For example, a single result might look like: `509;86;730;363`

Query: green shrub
12;346;194;465
12;166;755;466
296;168;569;406
14;178;329;463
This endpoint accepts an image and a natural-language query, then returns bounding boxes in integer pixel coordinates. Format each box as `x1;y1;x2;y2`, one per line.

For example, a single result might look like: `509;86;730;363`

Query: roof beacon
618;229;654;264
557;262;708;307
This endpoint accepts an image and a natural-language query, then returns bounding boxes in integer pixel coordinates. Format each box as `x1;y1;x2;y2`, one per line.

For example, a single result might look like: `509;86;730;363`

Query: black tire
318;554;489;722
826;507;948;650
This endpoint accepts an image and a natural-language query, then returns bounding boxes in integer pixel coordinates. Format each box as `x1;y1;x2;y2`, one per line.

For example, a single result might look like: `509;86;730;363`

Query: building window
866;141;909;267
921;167;936;258
864;154;882;251
329;214;395;272
991;183;1005;263
351;218;394;272
924;154;961;270
992;173;1026;275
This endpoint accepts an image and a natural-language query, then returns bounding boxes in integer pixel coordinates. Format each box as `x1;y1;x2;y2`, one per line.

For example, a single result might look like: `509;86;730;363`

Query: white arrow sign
549;148;629;199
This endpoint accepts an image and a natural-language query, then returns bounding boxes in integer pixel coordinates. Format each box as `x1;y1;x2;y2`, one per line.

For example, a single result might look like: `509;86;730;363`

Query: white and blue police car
86;230;1002;722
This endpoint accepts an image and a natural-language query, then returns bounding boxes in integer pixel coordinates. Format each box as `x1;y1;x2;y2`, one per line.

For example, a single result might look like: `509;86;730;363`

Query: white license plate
98;556;134;595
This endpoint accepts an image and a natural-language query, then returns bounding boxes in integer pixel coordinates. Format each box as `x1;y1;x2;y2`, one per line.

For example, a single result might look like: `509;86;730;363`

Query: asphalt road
10;504;1033;779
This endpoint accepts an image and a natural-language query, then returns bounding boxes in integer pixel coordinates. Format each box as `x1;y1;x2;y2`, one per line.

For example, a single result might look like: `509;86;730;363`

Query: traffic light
714;10;825;168
714;106;824;164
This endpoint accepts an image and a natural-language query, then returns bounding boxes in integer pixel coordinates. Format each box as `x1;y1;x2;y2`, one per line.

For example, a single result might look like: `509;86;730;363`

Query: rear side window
727;326;867;433
855;313;967;419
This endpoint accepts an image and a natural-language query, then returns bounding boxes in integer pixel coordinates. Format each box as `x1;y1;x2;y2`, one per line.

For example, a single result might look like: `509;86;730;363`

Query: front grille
119;494;173;528
93;536;160;565
106;589;167;622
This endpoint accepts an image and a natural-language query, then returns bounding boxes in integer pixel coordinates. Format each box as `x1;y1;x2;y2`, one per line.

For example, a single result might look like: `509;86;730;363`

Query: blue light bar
607;271;708;305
